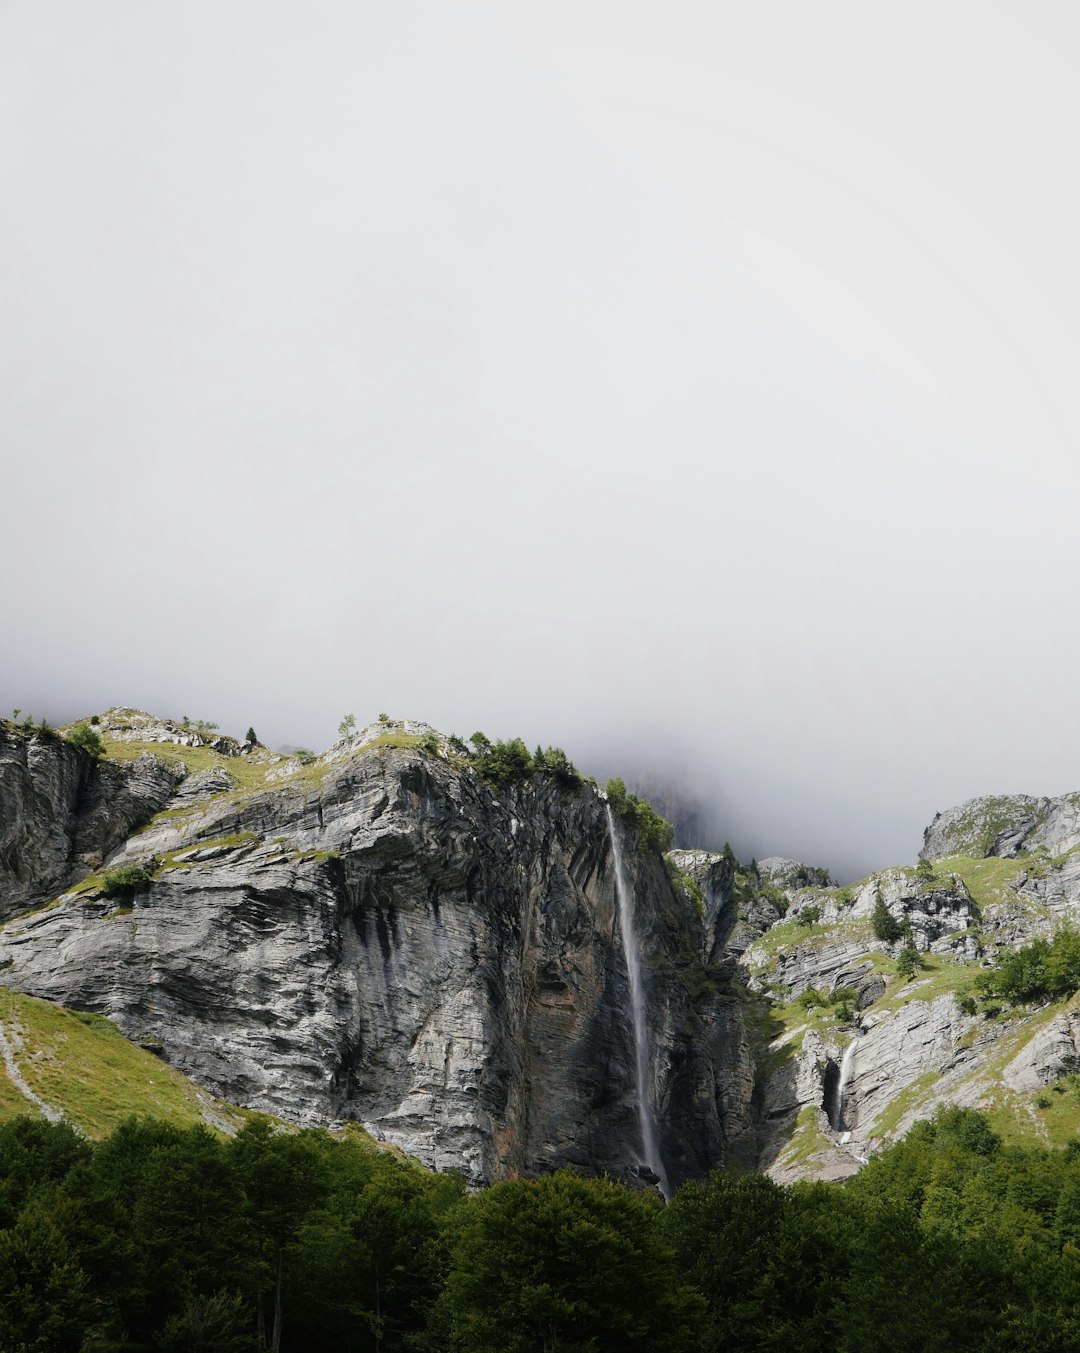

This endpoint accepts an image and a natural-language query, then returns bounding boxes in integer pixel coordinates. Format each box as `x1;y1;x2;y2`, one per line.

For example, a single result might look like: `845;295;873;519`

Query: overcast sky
4;2;1080;879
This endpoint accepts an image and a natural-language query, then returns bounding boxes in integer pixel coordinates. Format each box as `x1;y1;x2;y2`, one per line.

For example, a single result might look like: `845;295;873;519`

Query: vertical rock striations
0;724;181;920
0;732;754;1189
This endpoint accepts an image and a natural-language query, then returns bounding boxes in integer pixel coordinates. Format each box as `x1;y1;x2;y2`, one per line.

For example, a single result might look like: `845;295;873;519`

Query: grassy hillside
0;988;243;1137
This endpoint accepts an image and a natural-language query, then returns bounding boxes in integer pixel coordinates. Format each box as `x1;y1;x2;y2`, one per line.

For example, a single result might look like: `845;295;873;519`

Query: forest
3;1106;1080;1352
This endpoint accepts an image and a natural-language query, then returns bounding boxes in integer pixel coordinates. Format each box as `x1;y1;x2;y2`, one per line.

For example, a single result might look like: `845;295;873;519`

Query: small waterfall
606;804;670;1198
830;1037;858;1132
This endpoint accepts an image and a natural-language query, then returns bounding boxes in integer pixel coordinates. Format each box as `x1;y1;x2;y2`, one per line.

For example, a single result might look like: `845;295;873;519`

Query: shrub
830;987;858;1022
605;779;674;855
533;745;583;792
474;737;533;783
797;904;822;927
66;724;106;760
419;731;440;755
896;944;921;979
338;713;356;738
979;926;1080;1006
99;864;152;899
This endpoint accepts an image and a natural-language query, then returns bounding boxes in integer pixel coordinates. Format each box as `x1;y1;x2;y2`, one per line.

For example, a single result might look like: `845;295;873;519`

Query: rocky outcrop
0;723;181;920
922;792;1080;862
0;728;752;1190
9;711;1080;1190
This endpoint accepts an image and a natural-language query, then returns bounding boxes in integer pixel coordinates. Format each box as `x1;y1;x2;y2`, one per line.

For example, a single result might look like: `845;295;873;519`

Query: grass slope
0;989;242;1138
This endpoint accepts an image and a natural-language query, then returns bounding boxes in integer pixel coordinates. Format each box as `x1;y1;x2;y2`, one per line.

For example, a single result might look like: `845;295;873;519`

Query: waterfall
606;804;670;1198
832;1037;858;1132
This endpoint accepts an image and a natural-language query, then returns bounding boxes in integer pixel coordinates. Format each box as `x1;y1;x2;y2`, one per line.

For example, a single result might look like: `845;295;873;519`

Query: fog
4;3;1080;880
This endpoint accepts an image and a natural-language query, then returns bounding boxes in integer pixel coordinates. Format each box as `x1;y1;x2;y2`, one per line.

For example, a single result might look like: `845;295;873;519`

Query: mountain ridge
2;706;1080;1186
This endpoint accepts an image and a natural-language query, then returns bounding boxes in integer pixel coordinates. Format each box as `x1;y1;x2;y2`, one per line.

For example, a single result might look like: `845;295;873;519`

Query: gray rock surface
0;724;181;920
0;733;752;1189
8;714;1080;1189
921;792;1080;862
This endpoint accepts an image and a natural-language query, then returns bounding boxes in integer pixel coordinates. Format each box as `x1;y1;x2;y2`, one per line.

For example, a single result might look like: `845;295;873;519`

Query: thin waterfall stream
606;804;670;1198
832;1037;858;1133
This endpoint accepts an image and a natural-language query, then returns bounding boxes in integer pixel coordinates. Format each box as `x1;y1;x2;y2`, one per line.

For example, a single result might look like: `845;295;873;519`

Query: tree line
4;1105;1080;1351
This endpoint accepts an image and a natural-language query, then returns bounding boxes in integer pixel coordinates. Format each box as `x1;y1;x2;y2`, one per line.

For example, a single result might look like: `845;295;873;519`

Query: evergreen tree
870;889;904;944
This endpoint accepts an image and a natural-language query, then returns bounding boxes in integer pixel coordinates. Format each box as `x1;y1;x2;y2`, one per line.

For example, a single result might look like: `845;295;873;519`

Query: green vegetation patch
0;989;235;1137
665;858;705;919
778;1104;834;1168
606;778;673;854
932;797;1046;859
868;1069;942;1140
746;915;870;977
876;954;983;1011
353;730;426;756
1031;1073;1080;1147
291;847;343;865
935;854;1030;913
100;735;277;794
978;925;1080;1006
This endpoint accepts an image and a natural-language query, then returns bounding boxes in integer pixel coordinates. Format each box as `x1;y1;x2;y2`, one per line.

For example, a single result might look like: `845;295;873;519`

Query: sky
3;2;1080;879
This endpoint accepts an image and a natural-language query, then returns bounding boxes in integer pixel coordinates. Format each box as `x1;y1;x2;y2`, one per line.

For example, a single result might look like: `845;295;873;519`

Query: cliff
744;792;1080;1181
4;715;1080;1188
0;712;758;1190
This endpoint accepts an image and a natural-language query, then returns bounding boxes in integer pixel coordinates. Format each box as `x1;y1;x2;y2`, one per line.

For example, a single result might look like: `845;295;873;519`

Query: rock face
0;724;180;920
0;721;754;1190
8;711;1080;1189
922;792;1080;862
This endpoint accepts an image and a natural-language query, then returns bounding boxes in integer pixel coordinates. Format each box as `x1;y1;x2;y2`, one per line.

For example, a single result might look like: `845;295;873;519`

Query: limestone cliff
0;712;756;1190
0;720;182;919
744;807;1080;1182
5;711;1080;1188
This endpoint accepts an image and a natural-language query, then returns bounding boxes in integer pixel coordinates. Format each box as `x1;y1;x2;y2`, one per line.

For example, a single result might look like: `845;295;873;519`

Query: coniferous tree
871;889;904;944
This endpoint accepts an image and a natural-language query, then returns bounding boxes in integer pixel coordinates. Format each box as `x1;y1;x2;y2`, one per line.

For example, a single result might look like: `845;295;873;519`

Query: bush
99;864;152;899
797;904;822;927
896;944;922;979
606;779;674;855
473;737;533;783
979;926;1080;1006
533;745;583;792
66;724;106;760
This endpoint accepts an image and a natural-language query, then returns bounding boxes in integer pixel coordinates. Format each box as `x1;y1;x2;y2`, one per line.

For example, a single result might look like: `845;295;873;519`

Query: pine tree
871;889;904;944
